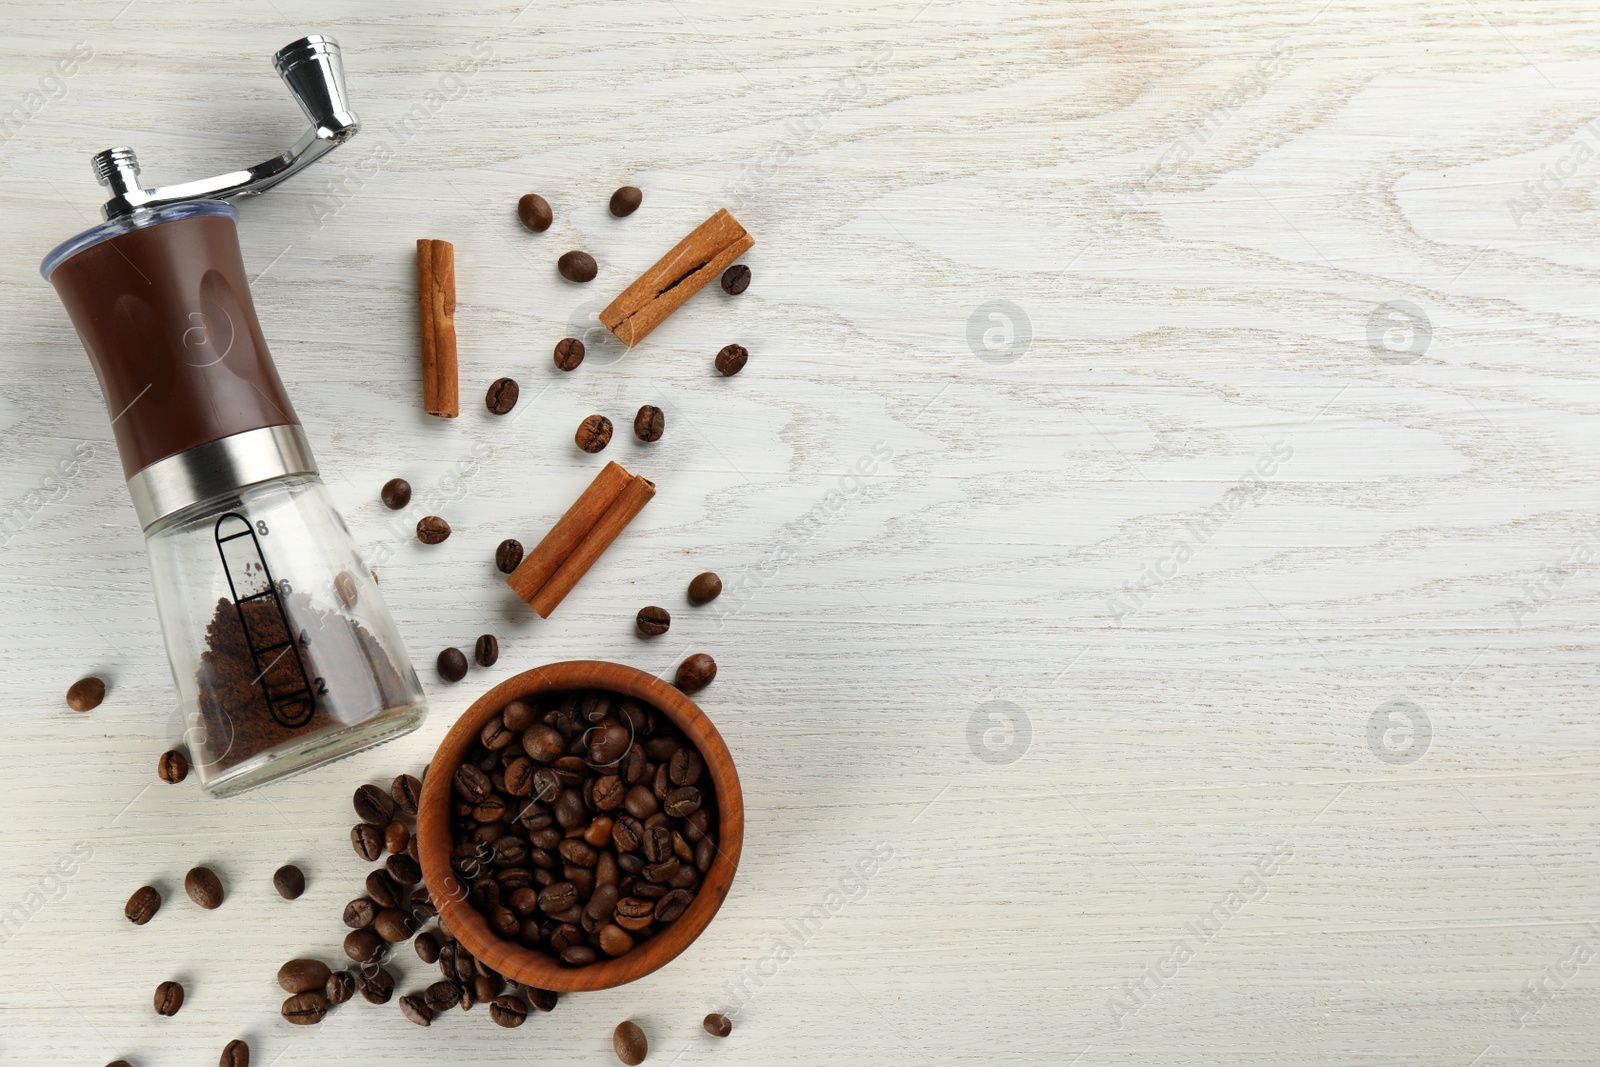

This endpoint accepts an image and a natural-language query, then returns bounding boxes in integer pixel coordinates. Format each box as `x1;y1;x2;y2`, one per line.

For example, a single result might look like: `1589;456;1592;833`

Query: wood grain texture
1;0;1599;1064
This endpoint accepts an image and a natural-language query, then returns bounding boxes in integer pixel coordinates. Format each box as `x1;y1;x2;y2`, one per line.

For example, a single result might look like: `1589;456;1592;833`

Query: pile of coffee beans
447;687;718;968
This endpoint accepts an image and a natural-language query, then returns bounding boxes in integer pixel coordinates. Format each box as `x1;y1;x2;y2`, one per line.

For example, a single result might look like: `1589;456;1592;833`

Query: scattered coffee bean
154;980;184;1016
399;993;433;1026
633;404;665;442
496;538;525;573
344;928;386;963
375;908;418;942
675;653;717;693
715;343;748;376
720;263;751;295
325;970;356;1006
614;1020;648;1065
424;980;461;1012
387;853;423;886
554;337;585;371
415;931;441;964
156;748;188;784
438;647;469;682
351;823;383;862
384;820;409;855
66;676;105;712
185;866;224;909
220;1038;251;1066
687;572;722;605
559;250;597;283
358;966;395;1004
636;605;671;636
417;515;451;544
475;634;500;668
343;896;377;929
486;377;520;415
278;958;332;994
107;1060;133;1067
354;783;394;825
281;991;329;1025
609;186;643;217
704;1012;733;1037
334;569;358;607
366;868;402;909
391;773;423;816
491;994;528;1027
380;477;412;510
273;864;305;900
524;987;558;1013
518;193;553;232
124;885;160;925
576;414;613;453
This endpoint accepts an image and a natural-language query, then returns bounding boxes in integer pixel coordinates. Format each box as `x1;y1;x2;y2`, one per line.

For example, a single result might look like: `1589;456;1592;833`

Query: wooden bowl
416;660;744;992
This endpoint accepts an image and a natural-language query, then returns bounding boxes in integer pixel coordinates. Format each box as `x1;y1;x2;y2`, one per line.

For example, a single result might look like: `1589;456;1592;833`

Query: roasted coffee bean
491;994;528;1027
644;736;681;761
411;886;435;918
281;991;327;1025
381;477;412;509
655;888;693;923
343;897;377;929
517;193;553;232
664;786;702;818
344;928;386;963
367;868;402;908
454;762;493;802
598;923;634;956
509;886;540;916
704;1012;733;1037
614;896;654;931
424;980;461;1012
641;826;673;863
715;343;748;376
358;966;395;1004
486;377;520;415
687;571;722;605
575;414;613;453
388;776;423;819
221;1037;251;1066
381;820;408;856
675;653;717;693
399;993;433;1026
474;633;500;668
669;747;704;786
273;864;305;900
624;784;659;819
351;823;383;861
695;836;715;872
539;881;579;913
325;970;356;1006
154;980;184;1016
66;675;105;711
609;185;642;217
334;569;359;608
611;815;644;853
584;816;614;848
414;932;442;964
553;336;585;371
503;699;536;731
558;839;598;867
635;605;670;636
417;517;453;548
614;1020;649;1065
278;958;332;994
504;757;536;796
380;853;416;885
644;857;680;883
558;250;597;282
158;749;189;784
496;538;525;574
185;866;224;909
561;944;598;966
452;943;479;983
592;775;626;812
525;986;559;1012
489;904;520;937
482;714;514;750
720;263;751;295
633;404;665;442
585;884;619;921
587;720;631;765
355;783;394;824
125;885;160;925
437;939;458;978
525;726;566;763
532;772;563;806
438;646;469;682
375;908;418;942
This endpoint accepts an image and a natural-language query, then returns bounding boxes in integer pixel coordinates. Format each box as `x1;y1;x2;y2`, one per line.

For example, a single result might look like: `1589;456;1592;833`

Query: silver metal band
126;424;318;528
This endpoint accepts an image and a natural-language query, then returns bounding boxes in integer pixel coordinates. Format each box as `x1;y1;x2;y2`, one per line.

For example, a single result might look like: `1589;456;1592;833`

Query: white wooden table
2;1;1599;1063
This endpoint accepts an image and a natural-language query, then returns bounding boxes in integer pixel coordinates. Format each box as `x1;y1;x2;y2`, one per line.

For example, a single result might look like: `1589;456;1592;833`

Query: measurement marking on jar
214;513;315;728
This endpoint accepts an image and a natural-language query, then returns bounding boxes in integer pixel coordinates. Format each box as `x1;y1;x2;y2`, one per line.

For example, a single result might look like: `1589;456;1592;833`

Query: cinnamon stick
529;473;655;618
599;208;753;347
505;461;638;612
417;238;458;418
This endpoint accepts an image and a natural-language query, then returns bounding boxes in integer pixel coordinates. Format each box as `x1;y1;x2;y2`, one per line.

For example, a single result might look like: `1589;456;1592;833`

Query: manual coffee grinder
40;35;427;797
